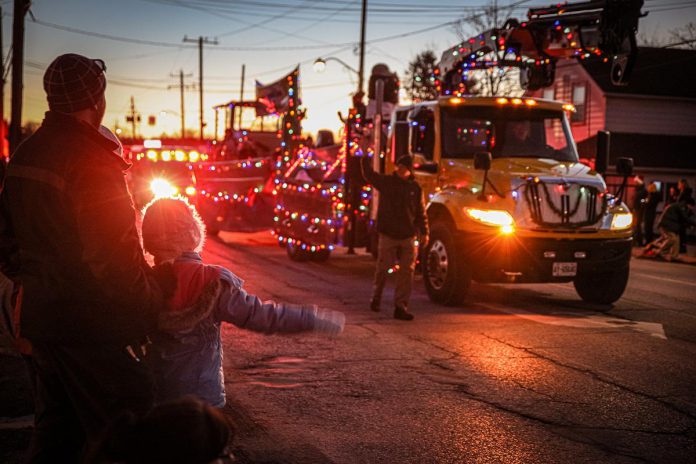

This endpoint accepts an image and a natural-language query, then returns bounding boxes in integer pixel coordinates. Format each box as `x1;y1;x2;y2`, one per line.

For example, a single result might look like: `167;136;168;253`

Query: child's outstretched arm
215;271;344;336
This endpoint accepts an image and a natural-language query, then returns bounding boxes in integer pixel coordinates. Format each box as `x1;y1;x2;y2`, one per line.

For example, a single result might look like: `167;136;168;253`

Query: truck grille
522;179;606;228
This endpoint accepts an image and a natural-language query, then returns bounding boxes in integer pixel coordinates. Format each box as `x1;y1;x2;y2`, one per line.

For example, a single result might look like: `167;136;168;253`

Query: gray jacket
150;252;317;407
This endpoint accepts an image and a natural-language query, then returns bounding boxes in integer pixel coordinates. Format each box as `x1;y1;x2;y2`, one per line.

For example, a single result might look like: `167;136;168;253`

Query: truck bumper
463;234;632;283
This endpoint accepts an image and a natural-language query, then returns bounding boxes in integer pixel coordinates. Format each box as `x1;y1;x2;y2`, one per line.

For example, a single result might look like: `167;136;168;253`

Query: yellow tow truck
392;96;633;305
386;0;643;304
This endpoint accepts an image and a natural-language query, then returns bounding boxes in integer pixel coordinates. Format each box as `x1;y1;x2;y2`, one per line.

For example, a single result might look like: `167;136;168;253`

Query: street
207;231;696;464
2;231;695;464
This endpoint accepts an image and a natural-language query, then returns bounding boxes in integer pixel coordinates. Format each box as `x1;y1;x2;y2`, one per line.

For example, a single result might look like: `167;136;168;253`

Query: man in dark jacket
0;54;170;462
362;155;428;320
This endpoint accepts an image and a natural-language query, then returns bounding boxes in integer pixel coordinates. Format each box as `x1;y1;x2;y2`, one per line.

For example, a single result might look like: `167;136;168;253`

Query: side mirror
595;131;610;175
614;157;635;204
414;161;438;174
616;157;634;177
474;152;492;171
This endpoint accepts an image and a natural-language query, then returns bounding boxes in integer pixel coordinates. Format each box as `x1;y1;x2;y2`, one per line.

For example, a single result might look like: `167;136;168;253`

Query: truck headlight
465;208;515;234
610;212;633;230
150;178;178;198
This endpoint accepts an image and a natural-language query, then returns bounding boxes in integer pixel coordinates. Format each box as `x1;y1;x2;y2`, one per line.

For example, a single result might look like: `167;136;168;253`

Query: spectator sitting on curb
141;197;345;407
643;197;696;262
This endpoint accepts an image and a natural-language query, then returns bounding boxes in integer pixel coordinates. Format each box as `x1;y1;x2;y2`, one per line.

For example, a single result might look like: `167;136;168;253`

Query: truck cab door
408;106;439;201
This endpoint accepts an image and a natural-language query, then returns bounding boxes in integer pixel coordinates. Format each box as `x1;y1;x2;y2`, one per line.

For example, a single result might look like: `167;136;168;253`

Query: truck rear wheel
573;266;629;305
424;223;471;306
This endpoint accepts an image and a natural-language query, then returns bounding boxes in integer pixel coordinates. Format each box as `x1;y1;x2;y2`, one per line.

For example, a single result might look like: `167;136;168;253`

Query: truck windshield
441;106;579;162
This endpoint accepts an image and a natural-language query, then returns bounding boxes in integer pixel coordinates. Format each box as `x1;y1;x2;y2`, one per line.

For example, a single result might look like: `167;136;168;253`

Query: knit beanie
43;54;106;113
396;155;413;170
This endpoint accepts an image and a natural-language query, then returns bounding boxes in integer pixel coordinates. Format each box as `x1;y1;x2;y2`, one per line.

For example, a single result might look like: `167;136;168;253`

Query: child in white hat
141;197;344;407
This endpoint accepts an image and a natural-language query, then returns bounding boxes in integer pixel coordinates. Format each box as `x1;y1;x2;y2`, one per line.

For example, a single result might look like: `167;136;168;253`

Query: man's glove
152;262;177;300
313;308;345;337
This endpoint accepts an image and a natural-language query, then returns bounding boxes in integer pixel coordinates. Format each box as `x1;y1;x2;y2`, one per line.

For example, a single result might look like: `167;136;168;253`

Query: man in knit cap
0;54;173;462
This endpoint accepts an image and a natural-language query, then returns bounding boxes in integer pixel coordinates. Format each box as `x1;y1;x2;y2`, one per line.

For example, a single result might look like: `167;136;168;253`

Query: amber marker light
500;224;515;235
511;98;523;105
562;103;576;112
524;99;537;106
496;97;509;104
449;97;463;104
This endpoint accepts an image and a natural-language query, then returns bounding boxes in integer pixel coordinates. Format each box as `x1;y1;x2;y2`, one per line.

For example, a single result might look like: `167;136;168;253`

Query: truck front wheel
573;266;630;305
424;224;471;306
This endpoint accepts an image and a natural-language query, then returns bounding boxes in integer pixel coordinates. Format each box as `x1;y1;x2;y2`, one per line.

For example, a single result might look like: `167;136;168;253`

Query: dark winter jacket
0;111;164;345
657;202;695;234
151;252;318;407
361;157;428;240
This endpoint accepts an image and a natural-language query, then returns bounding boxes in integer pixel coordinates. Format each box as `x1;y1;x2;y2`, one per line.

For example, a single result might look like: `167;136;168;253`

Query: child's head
142;197;206;263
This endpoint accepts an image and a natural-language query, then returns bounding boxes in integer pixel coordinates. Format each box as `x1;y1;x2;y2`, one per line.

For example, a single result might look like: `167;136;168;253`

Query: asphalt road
206;231;696;464
1;231;694;463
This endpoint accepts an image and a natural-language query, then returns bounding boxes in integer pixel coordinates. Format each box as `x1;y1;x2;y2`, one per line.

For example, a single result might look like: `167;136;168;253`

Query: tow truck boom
437;0;645;93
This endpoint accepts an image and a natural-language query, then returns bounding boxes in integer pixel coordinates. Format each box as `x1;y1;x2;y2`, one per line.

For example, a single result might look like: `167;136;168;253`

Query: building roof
580;47;696;99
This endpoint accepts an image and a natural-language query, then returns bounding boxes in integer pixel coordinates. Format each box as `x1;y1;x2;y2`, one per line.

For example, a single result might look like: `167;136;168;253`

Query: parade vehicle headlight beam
464;208;515;234
150;178;178;198
610;212;633;230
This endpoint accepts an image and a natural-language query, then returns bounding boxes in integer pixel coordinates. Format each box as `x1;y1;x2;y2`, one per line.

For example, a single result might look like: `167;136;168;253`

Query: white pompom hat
142;197;206;262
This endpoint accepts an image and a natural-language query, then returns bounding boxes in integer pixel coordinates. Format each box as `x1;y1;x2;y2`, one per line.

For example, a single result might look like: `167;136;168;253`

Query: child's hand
313;308;345;337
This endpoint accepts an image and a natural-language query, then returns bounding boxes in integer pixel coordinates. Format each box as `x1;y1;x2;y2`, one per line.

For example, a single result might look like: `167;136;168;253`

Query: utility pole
237;64;245;131
127;96;140;139
9;0;30;155
0;5;5;160
168;69;193;138
183;35;218;141
346;0;368;254
357;0;368;96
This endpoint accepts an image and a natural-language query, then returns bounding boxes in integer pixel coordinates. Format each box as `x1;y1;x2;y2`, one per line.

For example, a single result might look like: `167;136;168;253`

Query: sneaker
370;298;380;312
393;307;414;321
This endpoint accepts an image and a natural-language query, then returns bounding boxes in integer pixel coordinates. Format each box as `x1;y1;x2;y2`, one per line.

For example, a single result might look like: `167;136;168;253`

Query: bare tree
404;50;440;102
452;1;522;96
638;24;667;47
669;22;696;49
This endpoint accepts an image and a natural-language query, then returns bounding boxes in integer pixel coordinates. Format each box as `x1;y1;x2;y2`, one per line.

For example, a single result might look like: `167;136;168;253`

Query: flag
255;67;299;116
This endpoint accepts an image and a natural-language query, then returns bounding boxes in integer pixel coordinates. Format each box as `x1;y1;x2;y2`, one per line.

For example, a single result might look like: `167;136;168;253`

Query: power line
29;17;345;51
31;18;192;48
141;0;332;46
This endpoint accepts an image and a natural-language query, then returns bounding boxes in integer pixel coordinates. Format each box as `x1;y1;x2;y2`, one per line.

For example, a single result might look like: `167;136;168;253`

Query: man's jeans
372;234;418;310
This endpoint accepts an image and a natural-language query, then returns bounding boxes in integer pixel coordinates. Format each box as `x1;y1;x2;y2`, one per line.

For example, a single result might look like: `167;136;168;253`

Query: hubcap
427;239;449;290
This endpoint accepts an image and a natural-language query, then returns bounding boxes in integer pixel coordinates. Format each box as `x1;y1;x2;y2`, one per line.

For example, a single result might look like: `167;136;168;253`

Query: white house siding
605;96;696;136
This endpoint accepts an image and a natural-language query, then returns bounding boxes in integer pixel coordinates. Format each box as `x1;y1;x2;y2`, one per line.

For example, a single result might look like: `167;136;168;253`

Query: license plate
552;262;577;277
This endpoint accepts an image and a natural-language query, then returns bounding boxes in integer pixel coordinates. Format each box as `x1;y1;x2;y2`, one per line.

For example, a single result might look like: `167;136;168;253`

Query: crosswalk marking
479;303;667;340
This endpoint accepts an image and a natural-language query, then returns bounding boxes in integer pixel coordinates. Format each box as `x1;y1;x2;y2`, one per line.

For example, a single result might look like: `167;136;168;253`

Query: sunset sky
4;0;693;138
